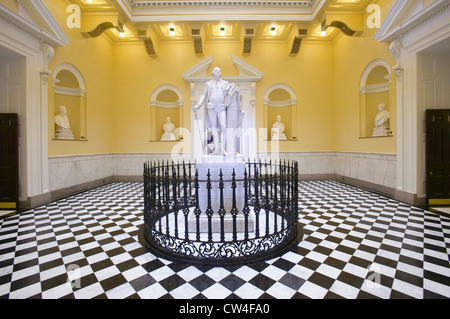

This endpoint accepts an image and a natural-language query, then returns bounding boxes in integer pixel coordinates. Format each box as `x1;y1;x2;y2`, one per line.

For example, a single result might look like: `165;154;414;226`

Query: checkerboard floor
1;181;449;299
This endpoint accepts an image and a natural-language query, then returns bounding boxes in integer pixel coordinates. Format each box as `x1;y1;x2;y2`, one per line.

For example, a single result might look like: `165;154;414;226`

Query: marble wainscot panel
111;153;191;178
47;151;396;205
48;154;115;199
334;152;396;196
257;152;336;180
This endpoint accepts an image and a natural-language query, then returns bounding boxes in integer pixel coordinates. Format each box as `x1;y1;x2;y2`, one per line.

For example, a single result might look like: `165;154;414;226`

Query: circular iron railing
139;160;303;265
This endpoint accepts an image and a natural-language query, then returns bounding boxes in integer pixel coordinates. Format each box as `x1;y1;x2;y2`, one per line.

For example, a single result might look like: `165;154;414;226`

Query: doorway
420;38;450;215
0;45;25;216
426;109;450;210
0;113;19;214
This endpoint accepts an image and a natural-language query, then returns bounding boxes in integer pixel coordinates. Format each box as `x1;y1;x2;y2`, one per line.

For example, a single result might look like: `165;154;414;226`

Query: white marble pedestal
189;155;255;233
372;126;390;137
55;127;74;140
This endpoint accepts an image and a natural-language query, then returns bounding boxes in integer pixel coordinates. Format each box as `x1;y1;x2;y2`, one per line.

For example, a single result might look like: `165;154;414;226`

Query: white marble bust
55;106;74;140
372;103;390;137
161;117;176;141
271;115;287;141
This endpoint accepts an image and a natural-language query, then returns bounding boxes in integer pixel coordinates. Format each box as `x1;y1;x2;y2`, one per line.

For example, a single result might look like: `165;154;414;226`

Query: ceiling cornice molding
129;14;316;22
116;0;324;22
128;1;313;8
374;0;450;42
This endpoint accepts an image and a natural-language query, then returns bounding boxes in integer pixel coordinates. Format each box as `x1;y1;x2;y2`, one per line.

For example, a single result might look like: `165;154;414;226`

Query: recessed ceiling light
219;26;226;35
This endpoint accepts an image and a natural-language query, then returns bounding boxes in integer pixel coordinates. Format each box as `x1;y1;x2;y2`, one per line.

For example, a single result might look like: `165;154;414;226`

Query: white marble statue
161;117;176;141
192;67;242;156
225;83;244;155
372;103;390;137
55;106;74;140
271;115;287;141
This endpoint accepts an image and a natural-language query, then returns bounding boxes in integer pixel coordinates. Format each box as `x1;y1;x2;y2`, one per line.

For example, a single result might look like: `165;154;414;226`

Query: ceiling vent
290;28;308;56
243;25;255;55
190;25;203;55
136;27;157;56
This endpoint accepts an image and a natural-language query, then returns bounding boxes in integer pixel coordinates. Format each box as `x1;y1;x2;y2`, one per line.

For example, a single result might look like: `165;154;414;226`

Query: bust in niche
161;117;176;141
271;115;287;141
54;106;74;140
372;103;391;137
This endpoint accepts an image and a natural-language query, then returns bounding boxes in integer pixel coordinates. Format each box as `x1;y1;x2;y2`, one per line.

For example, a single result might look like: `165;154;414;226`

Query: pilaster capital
389;39;402;65
41;43;55;67
393;64;403;81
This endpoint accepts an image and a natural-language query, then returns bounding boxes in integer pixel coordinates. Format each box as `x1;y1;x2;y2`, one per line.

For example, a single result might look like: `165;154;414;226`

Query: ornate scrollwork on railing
139;160;302;265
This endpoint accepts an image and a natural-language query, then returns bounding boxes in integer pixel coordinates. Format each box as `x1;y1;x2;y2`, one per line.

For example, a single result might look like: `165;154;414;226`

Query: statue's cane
193;107;206;154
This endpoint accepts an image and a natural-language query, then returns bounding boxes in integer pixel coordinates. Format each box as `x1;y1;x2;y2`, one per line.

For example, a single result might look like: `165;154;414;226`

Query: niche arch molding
150;84;184;108
53;63;87;96
264;83;297;106
263;83;298;141
359;58;392;94
359;58;393;138
150;84;184;141
52;62;87;140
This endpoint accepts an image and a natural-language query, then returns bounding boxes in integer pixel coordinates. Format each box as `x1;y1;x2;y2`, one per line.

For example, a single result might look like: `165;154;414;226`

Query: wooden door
426;109;450;203
0;113;19;210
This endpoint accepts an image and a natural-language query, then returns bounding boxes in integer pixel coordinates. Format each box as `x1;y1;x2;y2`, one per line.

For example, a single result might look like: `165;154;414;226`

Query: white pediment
0;0;70;47
182;54;263;83
374;0;450;42
182;55;214;80
231;55;263;79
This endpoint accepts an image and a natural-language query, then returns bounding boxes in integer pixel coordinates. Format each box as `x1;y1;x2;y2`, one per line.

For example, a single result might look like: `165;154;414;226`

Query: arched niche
263;83;298;141
53;63;87;140
150;84;184;141
359;59;392;137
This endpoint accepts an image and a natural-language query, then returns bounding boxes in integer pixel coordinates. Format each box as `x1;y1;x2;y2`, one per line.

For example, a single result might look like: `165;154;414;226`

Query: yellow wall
112;42;192;154
112;39;335;154
0;0;18;13
44;0;114;156
332;0;397;154
42;0;398;157
249;41;336;152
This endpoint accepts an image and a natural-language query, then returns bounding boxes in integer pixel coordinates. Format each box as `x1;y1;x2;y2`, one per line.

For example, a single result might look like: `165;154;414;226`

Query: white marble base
198;154;245;164
55;128;74;140
372;126;390;137
189;160;254;233
161;133;176;141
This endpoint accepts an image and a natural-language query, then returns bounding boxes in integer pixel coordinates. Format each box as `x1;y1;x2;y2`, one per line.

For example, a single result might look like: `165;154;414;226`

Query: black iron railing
139;160;302;265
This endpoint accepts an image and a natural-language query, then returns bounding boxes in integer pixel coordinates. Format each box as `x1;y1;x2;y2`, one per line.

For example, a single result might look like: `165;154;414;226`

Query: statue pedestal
55;127;74;140
189;156;254;233
161;133;176;141
271;128;287;141
372;126;390;137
